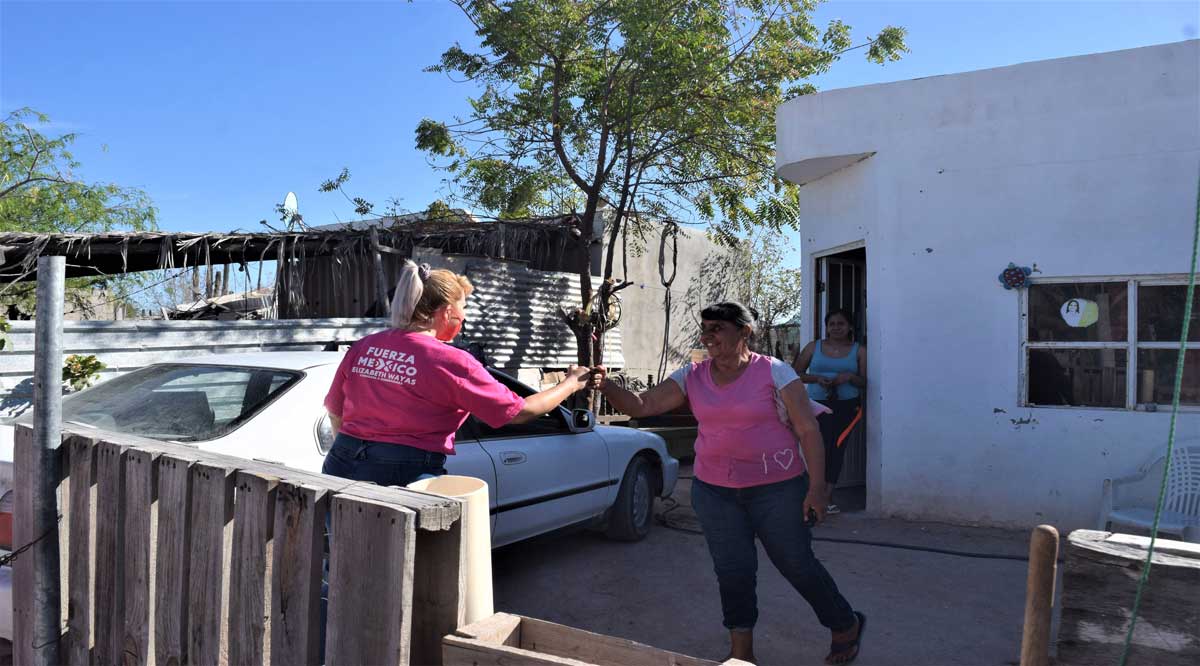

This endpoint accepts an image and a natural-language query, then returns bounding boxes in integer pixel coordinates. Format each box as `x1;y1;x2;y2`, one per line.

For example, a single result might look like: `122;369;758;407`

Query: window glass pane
1137;285;1200;343
1028;349;1127;407
63;364;300;441
1029;283;1127;342
1136;349;1200;406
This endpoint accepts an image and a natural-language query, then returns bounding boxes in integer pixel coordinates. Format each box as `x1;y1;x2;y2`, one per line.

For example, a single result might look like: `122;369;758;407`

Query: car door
444;418;500;536
474;373;612;546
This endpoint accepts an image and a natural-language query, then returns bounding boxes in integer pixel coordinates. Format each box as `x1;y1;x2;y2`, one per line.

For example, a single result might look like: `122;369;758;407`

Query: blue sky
2;0;1198;241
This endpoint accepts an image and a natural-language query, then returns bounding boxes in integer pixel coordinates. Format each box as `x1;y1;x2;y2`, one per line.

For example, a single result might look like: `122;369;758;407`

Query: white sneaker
826;504;841;514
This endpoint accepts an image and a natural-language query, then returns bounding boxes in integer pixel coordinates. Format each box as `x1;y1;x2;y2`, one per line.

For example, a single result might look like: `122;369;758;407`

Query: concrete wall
776;40;1200;530
607;224;742;383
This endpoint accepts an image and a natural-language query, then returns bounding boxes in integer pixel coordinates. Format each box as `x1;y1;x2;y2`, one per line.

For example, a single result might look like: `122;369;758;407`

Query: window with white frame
1023;278;1199;409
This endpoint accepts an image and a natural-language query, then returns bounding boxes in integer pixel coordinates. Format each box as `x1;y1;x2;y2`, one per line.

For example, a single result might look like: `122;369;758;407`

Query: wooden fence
12;424;468;666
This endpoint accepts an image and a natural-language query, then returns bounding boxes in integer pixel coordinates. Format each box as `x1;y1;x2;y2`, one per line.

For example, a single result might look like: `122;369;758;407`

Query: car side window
63;365;300;442
474;370;571;440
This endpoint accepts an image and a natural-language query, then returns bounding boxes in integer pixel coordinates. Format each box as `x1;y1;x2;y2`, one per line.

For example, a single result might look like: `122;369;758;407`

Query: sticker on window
1060;299;1099;328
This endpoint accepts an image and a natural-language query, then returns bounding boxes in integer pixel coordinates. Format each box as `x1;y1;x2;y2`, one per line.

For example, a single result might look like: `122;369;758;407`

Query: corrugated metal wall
279;251;623;371
460;260;623;370
0;264;623;419
0;318;387;419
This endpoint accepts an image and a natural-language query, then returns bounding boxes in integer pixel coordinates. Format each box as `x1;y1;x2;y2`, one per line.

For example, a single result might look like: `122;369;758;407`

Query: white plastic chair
1099;441;1200;540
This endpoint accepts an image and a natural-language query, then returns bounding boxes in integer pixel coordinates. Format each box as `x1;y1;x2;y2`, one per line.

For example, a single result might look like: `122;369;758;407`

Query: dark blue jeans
690;474;856;633
321;432;448;486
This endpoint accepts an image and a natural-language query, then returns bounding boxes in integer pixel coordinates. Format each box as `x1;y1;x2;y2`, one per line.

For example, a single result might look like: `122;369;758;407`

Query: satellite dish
283;192;299;218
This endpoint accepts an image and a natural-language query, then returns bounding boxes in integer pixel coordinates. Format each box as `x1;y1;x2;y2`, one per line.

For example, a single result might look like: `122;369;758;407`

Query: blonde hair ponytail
389;260;473;329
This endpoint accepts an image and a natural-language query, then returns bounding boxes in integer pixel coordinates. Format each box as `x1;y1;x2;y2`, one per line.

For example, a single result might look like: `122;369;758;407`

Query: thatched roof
0;214;586;283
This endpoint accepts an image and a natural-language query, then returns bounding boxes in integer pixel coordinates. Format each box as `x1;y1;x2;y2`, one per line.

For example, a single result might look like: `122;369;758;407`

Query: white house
776;40;1200;530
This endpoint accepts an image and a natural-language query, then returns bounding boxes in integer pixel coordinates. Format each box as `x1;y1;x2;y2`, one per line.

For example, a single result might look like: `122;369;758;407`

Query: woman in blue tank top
793;309;866;514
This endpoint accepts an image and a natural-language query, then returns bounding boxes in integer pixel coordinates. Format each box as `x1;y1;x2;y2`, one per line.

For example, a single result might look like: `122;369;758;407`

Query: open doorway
813;246;867;512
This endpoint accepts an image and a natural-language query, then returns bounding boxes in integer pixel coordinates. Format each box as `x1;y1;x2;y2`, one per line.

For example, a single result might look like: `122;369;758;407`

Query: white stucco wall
776;40;1200;530
616;225;743;382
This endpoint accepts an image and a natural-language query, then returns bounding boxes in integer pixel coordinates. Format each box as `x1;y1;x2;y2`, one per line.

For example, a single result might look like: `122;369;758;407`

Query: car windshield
62;364;301;442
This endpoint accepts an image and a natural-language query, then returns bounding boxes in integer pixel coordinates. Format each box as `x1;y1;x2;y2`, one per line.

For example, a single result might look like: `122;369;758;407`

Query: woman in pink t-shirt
322;260;590;487
591;302;865;665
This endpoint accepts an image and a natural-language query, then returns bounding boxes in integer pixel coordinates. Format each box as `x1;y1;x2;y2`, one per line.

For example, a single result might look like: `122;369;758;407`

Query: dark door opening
814;247;867;512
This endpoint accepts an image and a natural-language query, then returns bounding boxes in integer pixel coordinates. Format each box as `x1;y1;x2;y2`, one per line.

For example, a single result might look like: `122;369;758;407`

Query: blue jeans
690;474;856;632
321;432;448;486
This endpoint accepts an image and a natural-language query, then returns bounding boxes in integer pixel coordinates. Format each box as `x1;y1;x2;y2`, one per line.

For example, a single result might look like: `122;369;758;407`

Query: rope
654;496;1050;562
1117;169;1200;666
656;222;678;383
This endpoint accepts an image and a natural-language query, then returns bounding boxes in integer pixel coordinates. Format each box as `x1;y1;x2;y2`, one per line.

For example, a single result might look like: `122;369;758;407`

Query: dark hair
700;302;756;329
824;308;857;340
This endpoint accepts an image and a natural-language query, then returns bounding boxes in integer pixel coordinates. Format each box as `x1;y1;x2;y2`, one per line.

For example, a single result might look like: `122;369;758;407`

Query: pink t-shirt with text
670;353;829;488
324;330;525;454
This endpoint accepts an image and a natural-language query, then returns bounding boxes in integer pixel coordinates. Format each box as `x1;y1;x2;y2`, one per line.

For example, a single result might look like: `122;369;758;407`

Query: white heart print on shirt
773;448;795;471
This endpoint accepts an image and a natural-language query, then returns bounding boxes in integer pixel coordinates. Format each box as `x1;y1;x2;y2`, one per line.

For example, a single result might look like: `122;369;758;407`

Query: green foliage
425;199;456;221
1;107;158;317
315;168;378;218
416;0;907;244
1;108;157;234
731;228;802;329
62;353;106;392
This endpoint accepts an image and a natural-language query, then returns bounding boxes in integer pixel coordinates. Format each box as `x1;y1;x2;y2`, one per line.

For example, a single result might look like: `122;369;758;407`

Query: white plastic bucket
406;475;493;624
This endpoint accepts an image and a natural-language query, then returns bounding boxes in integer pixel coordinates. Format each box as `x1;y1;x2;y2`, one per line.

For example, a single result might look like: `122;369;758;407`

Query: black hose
655;496;1043;563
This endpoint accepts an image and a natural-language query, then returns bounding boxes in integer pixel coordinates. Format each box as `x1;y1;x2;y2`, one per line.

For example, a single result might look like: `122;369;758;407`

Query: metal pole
1020;524;1059;666
31;255;65;665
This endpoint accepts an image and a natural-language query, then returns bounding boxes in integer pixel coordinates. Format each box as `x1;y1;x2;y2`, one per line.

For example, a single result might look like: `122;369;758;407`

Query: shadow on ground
493;474;1033;666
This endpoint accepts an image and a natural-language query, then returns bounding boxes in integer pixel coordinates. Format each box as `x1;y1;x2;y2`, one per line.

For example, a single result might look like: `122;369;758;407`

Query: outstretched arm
590;366;686;418
509;365;591;424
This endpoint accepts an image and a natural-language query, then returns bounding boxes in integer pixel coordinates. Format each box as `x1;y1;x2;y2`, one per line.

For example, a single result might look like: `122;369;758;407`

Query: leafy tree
733;227;802;334
416;0;906;366
0;107;157;318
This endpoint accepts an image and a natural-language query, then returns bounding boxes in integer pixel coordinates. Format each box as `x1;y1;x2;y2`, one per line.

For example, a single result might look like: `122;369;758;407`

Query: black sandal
825;611;866;665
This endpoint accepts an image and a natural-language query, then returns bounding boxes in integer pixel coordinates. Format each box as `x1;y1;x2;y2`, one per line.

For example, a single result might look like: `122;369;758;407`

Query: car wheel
606;456;653;542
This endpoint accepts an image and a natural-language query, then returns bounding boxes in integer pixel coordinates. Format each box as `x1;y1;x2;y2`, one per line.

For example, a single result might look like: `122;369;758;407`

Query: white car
0;351;678;640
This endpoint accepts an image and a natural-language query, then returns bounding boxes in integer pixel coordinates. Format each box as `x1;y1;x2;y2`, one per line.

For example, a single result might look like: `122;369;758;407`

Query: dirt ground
492;474;1038;666
1;475;1042;666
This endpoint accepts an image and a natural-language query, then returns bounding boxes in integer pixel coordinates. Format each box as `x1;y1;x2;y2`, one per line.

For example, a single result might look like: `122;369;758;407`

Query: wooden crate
443;613;753;666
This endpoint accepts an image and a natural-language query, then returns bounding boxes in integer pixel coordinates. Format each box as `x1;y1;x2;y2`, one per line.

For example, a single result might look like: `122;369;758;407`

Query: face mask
435;306;464;342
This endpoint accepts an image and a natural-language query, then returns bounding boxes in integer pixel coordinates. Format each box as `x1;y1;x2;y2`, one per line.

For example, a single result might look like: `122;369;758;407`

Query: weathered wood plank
519;616;718;666
269;482;327;666
154;453;193;666
448;614;725;666
121;447;157;666
411;504;467;666
229;471;278;666
187;461;236;666
93;440;127;666
442;635;584;666
61;428;461;532
11;425;36;666
66;435;96;665
1058;529;1200;666
453;612;521;646
325;495;417;666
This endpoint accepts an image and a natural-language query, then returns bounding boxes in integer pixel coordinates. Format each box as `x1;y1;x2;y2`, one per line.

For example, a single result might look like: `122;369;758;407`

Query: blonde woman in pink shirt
323;260;591;487
590;302;865;665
